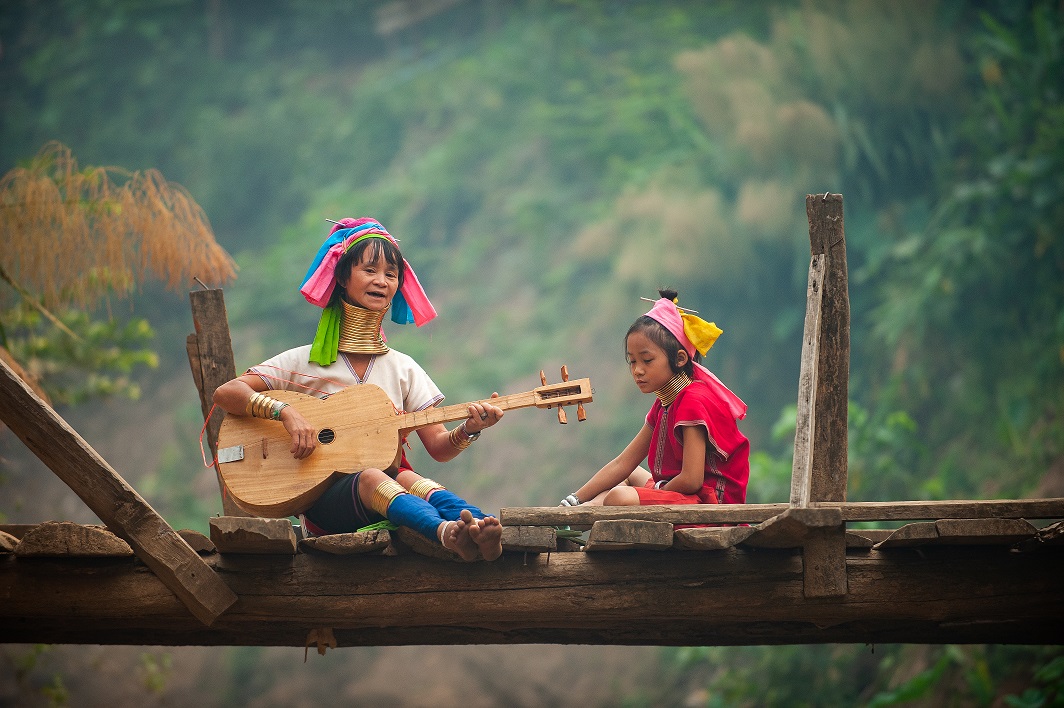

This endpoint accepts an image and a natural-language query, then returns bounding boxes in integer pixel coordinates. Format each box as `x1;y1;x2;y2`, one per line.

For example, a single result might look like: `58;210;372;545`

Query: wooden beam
1;547;1060;646
500;498;1064;526
803;193;850;502
790;254;825;507
0;358;237;625
187;287;247;516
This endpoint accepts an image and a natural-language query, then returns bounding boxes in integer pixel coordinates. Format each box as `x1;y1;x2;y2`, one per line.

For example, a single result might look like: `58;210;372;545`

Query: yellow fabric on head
680;312;722;357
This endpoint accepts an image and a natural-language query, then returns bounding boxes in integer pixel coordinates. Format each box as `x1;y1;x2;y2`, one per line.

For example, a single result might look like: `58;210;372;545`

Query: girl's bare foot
437;518;480;562
466;510;504;561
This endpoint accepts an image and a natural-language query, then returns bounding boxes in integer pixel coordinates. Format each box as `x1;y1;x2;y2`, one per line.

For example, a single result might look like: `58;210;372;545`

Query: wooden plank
584;520;673;551
673;525;756;550
2;546;1062;647
790;254;825;507
804;193;849;503
742;508;844;549
300;530;393;556
0;531;18;553
0;357;237;625
934;518;1037;544
209;516;298;555
875;522;939;547
188;288;247;517
178;529;216;554
501;526;557;553
14;522;133;557
501;498;1064;526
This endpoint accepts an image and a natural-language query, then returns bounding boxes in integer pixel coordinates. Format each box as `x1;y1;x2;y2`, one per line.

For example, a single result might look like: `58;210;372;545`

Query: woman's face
626;330;683;394
341;248;399;311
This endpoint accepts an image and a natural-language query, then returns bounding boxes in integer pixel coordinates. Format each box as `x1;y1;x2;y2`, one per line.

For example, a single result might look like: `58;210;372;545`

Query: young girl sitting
561;289;748;510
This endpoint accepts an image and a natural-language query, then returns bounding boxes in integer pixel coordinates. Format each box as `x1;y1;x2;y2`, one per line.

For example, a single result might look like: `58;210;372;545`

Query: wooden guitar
216;376;592;518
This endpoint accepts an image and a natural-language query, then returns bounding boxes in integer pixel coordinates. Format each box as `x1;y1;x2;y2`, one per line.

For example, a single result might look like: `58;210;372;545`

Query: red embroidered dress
641;378;749;505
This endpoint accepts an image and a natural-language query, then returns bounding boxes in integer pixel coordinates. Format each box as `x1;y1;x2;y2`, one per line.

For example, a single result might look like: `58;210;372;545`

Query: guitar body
217;385;403;518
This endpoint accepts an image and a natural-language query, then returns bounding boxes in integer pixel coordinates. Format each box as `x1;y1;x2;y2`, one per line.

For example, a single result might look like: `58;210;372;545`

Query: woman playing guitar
213;217;505;561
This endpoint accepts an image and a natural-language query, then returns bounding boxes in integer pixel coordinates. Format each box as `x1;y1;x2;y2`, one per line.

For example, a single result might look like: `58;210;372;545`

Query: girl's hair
331;237;406;306
625;288;699;376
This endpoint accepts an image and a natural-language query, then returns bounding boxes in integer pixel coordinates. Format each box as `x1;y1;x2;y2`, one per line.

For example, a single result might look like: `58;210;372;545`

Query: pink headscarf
644;298;748;420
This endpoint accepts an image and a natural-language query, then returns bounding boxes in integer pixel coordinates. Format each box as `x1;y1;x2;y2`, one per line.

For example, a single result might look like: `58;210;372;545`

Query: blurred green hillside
1;1;1061;706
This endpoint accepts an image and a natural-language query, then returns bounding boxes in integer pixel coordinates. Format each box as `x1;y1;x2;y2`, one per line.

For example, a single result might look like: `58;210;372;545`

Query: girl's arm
571;424;653;502
659;425;710;495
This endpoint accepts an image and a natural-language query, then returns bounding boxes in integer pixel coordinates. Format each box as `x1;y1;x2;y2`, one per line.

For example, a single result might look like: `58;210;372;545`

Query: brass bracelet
367;478;407;518
449;425;473;451
246;392;286;420
409;478;446;499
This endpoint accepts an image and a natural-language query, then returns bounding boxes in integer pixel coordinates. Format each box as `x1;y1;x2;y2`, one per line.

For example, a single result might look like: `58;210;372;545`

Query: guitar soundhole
318;429;335;445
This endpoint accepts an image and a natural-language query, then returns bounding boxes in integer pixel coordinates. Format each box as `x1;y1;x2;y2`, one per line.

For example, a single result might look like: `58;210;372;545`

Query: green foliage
1;304;157;404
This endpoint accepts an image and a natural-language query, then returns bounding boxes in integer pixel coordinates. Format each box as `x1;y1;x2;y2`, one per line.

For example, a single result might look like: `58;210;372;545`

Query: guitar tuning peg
557;405;567;424
577;402;587;422
536;370;553;408
560;365;569;382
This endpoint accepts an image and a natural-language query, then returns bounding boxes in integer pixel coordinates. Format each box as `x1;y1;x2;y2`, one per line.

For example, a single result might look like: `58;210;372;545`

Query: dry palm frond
0;141;237;310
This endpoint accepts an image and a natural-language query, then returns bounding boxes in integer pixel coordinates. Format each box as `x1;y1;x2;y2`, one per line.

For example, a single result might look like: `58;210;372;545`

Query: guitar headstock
535;366;592;423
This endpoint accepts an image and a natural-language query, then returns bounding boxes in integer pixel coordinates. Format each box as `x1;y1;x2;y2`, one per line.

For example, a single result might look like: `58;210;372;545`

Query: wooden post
0;358;237;625
790;193;850;598
187;288;248;516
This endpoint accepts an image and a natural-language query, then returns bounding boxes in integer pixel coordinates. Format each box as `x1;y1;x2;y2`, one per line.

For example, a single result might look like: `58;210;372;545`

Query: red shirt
645;379;750;504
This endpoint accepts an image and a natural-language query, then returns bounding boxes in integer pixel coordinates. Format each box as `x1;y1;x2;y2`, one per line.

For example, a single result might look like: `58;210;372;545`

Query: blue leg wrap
425;488;486;521
387;493;445;543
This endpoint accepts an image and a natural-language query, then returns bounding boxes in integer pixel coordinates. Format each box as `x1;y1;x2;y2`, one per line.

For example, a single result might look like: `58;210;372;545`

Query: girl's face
341;249;399;311
626;330;682;394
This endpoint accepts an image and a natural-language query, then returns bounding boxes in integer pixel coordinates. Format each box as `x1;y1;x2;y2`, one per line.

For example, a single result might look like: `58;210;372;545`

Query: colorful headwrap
643;297;747;420
300;217;437;365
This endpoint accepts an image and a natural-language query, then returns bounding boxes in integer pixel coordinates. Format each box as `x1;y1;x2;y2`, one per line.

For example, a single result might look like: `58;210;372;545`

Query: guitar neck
398;390;540;432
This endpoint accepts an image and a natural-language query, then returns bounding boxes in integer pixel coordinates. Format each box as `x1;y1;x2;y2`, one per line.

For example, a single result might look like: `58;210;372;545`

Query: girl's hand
463;392;504;435
279;406;317;460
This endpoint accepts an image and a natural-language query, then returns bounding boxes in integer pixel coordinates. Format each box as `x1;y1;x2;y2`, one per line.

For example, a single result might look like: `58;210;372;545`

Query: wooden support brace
187;288;248;517
0;358;238;625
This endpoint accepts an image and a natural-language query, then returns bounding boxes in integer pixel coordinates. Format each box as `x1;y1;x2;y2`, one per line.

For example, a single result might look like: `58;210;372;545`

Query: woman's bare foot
438;518;480;562
466;510;504;561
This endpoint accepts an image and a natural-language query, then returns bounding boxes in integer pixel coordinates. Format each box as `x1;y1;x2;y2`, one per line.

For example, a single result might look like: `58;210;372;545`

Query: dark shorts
302;472;382;534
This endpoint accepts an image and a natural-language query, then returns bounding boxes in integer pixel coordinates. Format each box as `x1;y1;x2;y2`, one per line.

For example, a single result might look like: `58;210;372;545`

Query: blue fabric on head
301;222;413;326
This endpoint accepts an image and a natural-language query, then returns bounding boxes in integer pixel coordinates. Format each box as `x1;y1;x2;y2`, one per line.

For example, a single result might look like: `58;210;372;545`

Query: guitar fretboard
398;390;539;432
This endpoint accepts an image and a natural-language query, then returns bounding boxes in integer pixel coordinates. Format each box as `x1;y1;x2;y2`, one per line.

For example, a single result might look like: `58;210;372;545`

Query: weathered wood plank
187;288;247;517
209;516;298;555
742;508;843;549
2;547;1061;646
300;530;393;556
0;358;237;625
501;499;1064;526
14;522;133;557
791;254;825;507
876;518;1039;548
501;525;557;553
0;530;18;553
804;193;849;503
673;525;756;550
584;520;674;551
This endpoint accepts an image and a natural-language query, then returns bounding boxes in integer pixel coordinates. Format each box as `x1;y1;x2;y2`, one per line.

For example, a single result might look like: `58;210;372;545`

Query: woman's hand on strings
464;392;504;434
280;406;318;459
